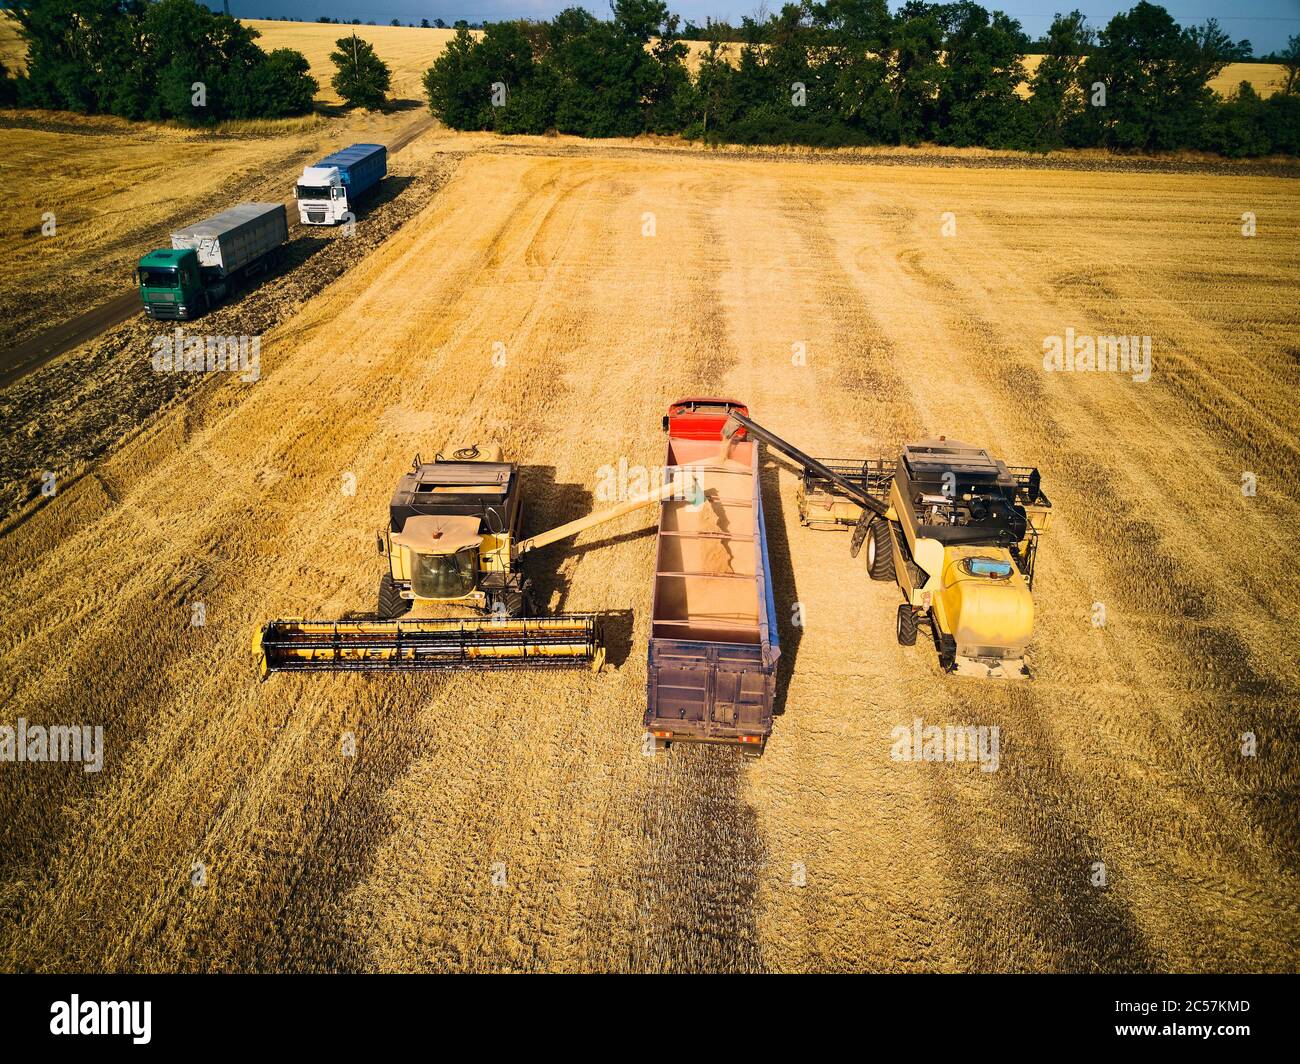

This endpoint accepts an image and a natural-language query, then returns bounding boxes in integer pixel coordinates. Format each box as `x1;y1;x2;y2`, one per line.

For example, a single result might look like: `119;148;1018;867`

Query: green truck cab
138;248;205;321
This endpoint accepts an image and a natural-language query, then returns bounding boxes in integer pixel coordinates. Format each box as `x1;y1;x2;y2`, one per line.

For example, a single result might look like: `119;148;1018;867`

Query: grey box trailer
171;203;288;278
644;399;780;757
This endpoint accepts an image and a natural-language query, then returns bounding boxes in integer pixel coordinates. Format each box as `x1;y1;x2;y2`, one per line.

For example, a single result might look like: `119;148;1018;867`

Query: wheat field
0;121;1297;971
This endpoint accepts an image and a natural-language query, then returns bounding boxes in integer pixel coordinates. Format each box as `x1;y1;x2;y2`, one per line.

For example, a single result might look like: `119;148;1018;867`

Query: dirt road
0;142;1296;972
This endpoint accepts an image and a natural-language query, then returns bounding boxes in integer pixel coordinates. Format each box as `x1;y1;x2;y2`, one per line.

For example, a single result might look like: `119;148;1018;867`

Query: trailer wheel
867;520;894;581
896;604;918;646
378;574;410;620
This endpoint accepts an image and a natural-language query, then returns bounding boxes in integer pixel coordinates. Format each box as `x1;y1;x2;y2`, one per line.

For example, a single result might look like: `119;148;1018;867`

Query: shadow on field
618;745;767;972
594;608;634;668
516;465;661;613
932;686;1159;973
353;174;416;219
247;676;439;973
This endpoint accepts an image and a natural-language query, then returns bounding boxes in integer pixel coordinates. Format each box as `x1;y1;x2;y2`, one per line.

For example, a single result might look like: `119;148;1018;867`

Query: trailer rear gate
645;401;780;751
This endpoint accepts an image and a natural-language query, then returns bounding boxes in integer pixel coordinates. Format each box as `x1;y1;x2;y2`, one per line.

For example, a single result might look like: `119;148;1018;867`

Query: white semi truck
294;143;388;226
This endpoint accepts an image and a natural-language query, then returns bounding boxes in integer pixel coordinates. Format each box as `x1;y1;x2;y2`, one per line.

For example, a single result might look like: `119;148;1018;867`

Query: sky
220;1;1300;54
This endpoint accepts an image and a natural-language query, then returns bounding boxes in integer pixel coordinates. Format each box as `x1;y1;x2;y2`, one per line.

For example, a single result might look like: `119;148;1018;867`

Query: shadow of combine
932;686;1160;973
593;608;634;668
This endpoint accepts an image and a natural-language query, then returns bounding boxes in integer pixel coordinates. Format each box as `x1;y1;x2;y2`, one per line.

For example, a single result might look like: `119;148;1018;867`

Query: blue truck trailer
644;398;781;757
295;143;387;225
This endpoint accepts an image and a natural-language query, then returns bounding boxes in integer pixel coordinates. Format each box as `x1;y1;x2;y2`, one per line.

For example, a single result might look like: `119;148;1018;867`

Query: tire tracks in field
847;197;1298;966
514;168;767;974
0;152;564;969
213;157;617;972
782;182;1171;972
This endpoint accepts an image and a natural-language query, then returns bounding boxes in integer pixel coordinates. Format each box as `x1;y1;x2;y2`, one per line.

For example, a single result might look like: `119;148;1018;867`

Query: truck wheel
378;574;410;620
896;604;918;646
868;520;894;581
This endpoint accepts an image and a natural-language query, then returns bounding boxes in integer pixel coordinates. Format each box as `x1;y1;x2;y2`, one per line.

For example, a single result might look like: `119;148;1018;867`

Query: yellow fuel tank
934;546;1034;659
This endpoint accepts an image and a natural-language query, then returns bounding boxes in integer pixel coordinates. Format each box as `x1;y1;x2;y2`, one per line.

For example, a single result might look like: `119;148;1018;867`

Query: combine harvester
257;440;699;676
721;412;1051;679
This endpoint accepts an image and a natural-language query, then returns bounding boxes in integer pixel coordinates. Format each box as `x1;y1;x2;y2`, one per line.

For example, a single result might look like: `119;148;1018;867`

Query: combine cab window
964;557;1014;578
411;546;478;599
139;267;178;288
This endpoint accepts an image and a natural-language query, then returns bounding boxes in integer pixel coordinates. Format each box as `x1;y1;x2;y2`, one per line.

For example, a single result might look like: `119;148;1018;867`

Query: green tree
1278;33;1300;95
255;48;319;116
330;33;392;109
1202;80;1271;156
0;59;18;106
932;2;1029;148
11;0;314;122
1081;2;1231;150
424;25;490;128
888;3;945;144
809;0;893;139
1024;9;1093;150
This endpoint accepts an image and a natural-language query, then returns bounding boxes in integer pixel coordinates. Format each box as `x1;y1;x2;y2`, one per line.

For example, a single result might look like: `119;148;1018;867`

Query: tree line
424;0;1300;156
4;0;319;122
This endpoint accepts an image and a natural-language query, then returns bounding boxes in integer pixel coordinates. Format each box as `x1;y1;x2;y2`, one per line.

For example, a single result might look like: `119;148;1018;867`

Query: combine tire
896;604;918;646
378;574;410;620
867;519;894;581
495;585;533;619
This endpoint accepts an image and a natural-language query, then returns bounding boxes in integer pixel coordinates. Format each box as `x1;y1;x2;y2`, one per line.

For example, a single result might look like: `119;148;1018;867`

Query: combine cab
377;445;531;619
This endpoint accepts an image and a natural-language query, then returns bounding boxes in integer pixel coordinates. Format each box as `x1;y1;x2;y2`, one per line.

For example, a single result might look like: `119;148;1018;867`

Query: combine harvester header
256;615;602;677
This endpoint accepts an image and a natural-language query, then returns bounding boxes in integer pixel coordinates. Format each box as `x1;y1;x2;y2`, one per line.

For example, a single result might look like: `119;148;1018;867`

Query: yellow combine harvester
722;414;1051;679
257;444;692;676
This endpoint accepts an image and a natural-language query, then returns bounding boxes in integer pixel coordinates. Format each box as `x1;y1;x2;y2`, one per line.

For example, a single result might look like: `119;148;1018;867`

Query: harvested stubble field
1;129;1298;973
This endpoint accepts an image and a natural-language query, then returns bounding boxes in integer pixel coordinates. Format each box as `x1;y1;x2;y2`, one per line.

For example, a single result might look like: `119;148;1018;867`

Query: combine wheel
497;585;533;618
867;519;895;581
378;574;410;620
896;604;918;646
